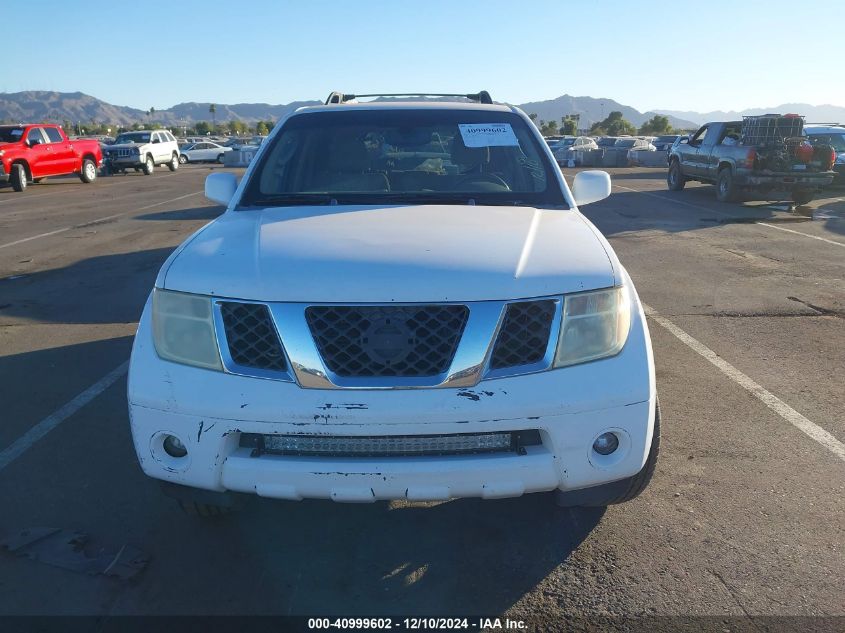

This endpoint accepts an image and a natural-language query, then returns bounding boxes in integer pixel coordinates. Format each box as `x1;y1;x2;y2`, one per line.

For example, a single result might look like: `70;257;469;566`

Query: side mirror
572;170;611;207
27;137;42;147
152;137;160;144
205;172;238;206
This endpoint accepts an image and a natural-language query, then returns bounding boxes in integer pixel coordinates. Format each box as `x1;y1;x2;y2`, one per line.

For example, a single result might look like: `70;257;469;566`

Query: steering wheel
454;173;511;191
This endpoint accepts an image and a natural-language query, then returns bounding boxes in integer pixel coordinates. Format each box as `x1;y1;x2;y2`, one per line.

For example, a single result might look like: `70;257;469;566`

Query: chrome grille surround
490;300;557;369
211;296;565;389
213;300;295;382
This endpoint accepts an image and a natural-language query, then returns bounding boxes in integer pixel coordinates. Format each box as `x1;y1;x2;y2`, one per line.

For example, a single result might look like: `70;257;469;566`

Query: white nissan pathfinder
128;91;659;515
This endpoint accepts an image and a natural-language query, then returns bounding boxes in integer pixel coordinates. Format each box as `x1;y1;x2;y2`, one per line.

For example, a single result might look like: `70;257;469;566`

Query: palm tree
209;103;216;132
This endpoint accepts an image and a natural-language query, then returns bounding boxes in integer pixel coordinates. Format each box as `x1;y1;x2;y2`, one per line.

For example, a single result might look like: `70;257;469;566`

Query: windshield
597;137;617;146
241;109;566;208
615;139;637;148
654;135;678;143
0;126;25;143
115;132;151;144
809;133;845;152
558;138;576;146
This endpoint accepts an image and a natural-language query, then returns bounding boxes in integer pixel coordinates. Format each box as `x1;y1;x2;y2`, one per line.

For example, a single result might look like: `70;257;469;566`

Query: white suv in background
104;129;180;175
128;92;658;516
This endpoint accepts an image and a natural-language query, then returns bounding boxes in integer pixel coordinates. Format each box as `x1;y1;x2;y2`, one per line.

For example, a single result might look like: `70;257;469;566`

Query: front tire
667;160;686;191
216;153;224;164
80;158;97;183
716;167;738;202
168;153;179;172
10;163;27;192
142;155;154;175
555;399;661;508
178;154;188;164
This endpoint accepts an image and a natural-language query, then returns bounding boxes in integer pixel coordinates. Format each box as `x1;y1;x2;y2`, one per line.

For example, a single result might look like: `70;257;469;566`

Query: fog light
163;434;188;458
593;432;619;456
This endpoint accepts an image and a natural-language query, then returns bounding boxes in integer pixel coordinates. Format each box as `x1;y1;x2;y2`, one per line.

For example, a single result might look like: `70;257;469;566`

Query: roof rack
324;91;493;105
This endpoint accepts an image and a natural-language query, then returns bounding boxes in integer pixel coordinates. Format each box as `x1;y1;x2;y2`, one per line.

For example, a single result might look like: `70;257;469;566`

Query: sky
5;0;844;113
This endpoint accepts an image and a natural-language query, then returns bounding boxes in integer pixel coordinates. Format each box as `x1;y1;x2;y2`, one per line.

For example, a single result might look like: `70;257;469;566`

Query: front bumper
104;154;143;168
128;292;656;503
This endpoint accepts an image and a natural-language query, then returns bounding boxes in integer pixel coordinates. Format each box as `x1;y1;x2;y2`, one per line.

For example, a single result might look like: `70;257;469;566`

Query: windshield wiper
243;194;338;207
372;194;480;205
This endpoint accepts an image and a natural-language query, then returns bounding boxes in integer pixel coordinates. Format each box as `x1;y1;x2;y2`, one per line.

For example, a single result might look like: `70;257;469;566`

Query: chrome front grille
219;302;287;371
305;305;469;377
215;297;561;387
490;300;556;369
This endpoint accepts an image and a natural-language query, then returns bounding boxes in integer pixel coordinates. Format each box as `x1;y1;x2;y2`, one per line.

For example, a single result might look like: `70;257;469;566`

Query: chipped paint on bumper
128;293;656;502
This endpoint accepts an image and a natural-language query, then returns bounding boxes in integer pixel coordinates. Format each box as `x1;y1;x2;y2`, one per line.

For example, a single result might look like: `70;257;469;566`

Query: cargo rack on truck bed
741;113;805;146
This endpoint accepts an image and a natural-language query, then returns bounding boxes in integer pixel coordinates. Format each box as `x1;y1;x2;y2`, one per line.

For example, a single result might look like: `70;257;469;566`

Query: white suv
128;92;658;515
104;129;180;175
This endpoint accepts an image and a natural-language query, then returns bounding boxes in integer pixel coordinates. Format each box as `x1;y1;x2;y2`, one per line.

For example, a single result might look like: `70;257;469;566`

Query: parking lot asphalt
0;165;842;627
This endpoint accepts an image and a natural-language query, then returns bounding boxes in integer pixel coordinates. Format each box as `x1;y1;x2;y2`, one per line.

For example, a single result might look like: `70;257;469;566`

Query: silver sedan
179;142;233;164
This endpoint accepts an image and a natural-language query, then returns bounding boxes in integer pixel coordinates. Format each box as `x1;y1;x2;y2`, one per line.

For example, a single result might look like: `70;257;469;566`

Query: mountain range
0;91;842;131
654;104;845;126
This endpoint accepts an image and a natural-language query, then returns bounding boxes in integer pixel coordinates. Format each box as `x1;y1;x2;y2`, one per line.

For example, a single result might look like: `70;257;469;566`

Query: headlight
152;289;222;370
554;286;631;367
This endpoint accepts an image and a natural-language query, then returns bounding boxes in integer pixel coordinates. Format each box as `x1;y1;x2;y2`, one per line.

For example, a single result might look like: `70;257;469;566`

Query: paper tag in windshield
458;123;519;147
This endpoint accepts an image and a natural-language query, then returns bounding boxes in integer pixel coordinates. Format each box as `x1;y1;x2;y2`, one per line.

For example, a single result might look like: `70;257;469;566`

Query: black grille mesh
220;302;287;371
490;300;556;369
306;305;469;377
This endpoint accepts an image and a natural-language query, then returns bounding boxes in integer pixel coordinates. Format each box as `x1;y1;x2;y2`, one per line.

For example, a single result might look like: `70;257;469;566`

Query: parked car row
545;135;659;167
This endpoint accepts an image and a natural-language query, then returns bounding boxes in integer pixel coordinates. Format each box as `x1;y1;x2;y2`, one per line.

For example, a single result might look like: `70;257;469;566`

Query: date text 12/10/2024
307;618;528;630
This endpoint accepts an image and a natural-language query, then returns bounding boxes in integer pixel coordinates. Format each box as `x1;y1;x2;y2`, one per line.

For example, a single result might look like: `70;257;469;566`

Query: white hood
161;204;617;302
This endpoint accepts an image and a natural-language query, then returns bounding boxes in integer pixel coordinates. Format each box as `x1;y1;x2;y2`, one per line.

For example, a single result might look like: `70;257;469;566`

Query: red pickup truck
0;124;103;192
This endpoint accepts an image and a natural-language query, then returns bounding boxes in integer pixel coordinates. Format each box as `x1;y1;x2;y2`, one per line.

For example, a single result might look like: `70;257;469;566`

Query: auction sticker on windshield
458;123;519;147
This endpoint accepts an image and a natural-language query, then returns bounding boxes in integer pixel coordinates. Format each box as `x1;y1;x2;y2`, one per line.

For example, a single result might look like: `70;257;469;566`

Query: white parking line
0;361;129;473
643;303;845;463
612;184;845;248
0;191;203;250
756;222;845;248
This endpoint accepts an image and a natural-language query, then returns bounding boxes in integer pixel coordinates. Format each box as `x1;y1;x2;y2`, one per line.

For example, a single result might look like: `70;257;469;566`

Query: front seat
317;136;389;192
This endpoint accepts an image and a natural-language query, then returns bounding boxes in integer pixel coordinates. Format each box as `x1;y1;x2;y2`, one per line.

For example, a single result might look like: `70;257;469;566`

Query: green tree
561;117;578;135
590;110;636;136
639;115;673;135
540;119;559;136
228;119;248;136
195;121;212;136
256;121;269;136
